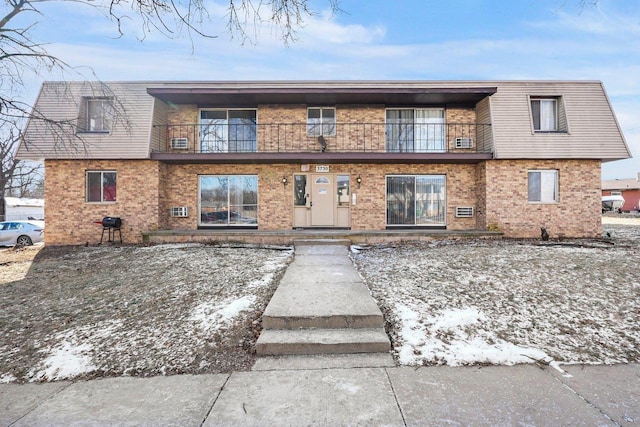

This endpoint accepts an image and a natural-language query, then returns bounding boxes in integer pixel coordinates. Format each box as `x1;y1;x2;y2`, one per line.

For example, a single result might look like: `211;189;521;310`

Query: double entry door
293;174;350;228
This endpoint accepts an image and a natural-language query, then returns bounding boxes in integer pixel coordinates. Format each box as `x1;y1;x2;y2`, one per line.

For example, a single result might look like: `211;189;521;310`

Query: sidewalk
2;363;639;426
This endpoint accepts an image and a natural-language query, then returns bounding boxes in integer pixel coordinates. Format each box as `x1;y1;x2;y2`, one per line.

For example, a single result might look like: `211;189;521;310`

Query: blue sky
18;0;640;179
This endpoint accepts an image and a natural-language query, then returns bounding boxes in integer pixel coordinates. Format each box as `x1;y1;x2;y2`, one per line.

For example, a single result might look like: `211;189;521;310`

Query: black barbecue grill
100;216;122;244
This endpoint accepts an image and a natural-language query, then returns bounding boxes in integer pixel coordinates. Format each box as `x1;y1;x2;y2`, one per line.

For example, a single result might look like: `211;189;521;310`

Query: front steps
255;241;391;358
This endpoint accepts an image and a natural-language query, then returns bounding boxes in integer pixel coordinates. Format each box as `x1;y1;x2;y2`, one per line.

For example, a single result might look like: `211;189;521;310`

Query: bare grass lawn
351;224;640;368
1;223;638;383
0;243;293;383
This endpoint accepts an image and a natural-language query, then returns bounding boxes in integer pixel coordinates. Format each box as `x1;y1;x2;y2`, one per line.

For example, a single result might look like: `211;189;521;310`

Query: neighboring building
602;173;640;212
3;197;44;221
16;81;630;245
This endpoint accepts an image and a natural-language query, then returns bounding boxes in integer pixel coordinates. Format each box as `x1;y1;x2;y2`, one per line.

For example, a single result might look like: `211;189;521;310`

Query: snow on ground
351;228;640;368
2;225;639;382
0;244;293;383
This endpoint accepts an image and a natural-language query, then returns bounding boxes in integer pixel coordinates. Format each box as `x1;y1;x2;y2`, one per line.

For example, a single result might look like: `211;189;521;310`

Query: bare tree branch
0;0;341;207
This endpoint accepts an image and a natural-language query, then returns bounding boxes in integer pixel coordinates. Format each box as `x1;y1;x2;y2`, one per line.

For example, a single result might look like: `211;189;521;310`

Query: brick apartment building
17;81;630;245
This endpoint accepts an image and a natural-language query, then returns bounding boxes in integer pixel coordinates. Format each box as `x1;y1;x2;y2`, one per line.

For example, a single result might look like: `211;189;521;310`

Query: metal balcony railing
152;123;492;154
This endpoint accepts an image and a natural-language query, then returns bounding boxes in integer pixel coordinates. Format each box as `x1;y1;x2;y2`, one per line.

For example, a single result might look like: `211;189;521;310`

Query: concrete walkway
256;240;391;359
2;243;639;425
2;364;639;426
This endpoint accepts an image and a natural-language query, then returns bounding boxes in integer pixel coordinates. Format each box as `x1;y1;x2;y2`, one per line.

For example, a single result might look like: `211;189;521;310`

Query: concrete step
263;313;384;330
256;328;391;356
252;353;396;371
262;280;384;329
293;239;351;246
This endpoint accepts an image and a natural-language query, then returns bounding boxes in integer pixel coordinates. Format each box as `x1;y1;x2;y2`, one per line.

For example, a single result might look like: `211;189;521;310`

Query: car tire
16;235;33;246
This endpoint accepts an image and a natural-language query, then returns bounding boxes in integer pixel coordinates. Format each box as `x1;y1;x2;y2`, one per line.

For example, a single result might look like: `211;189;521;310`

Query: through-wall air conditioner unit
171;137;189;150
170;206;189;218
455;137;473;149
455;207;474;218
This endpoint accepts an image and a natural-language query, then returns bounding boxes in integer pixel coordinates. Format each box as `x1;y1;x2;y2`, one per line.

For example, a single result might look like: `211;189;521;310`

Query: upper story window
87;171;117;203
530;96;568;133
200;109;257;153
528;170;558;203
531;98;557;131
307;107;336;137
81;98;113;133
386;108;445;153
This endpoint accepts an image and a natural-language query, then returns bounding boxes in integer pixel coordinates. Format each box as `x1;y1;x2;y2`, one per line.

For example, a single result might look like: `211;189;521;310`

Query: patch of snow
550;361;572;377
0;373;17;383
394;304;549;366
31;341;96;381
137;243;205;251
191;296;256;332
431;307;486;331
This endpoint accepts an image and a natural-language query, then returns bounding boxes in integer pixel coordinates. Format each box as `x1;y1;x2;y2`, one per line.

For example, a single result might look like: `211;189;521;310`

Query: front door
311;174;334;226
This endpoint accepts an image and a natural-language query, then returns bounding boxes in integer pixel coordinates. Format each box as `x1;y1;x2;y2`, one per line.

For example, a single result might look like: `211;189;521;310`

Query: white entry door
310;174;334;226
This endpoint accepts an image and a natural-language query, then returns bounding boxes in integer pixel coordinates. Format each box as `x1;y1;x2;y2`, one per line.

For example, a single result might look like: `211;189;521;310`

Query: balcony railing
152;123;492;154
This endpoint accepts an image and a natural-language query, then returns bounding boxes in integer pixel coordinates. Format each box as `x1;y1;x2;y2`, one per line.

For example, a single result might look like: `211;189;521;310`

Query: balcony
151;122;493;164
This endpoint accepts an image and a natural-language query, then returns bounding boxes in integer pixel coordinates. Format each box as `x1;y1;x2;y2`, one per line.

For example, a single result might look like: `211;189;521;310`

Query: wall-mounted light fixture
356;175;362;189
282;176;288;188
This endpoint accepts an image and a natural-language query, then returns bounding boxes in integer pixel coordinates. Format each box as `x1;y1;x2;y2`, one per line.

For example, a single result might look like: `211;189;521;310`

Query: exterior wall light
282;176;288;187
356;175;362;189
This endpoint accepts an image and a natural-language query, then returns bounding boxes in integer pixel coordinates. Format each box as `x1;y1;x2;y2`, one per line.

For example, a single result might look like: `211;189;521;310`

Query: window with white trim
86;171;117;203
528;170;558;203
86;98;114;132
530;97;567;133
307;107;336;137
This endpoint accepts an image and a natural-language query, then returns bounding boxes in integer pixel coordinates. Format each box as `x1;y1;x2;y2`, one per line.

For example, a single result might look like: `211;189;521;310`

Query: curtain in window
87;99;113;132
415;175;445;224
532;99;557;131
387;176;415;224
102;172;117;202
386;175;446;226
528;171;557;202
539;100;556;131
386;110;414;152
415;109;445;152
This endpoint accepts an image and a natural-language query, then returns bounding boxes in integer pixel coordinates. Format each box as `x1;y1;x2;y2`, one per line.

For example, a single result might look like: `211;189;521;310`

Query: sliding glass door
199;175;258;226
386;175;446;226
386;108;445;152
200;110;257;153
